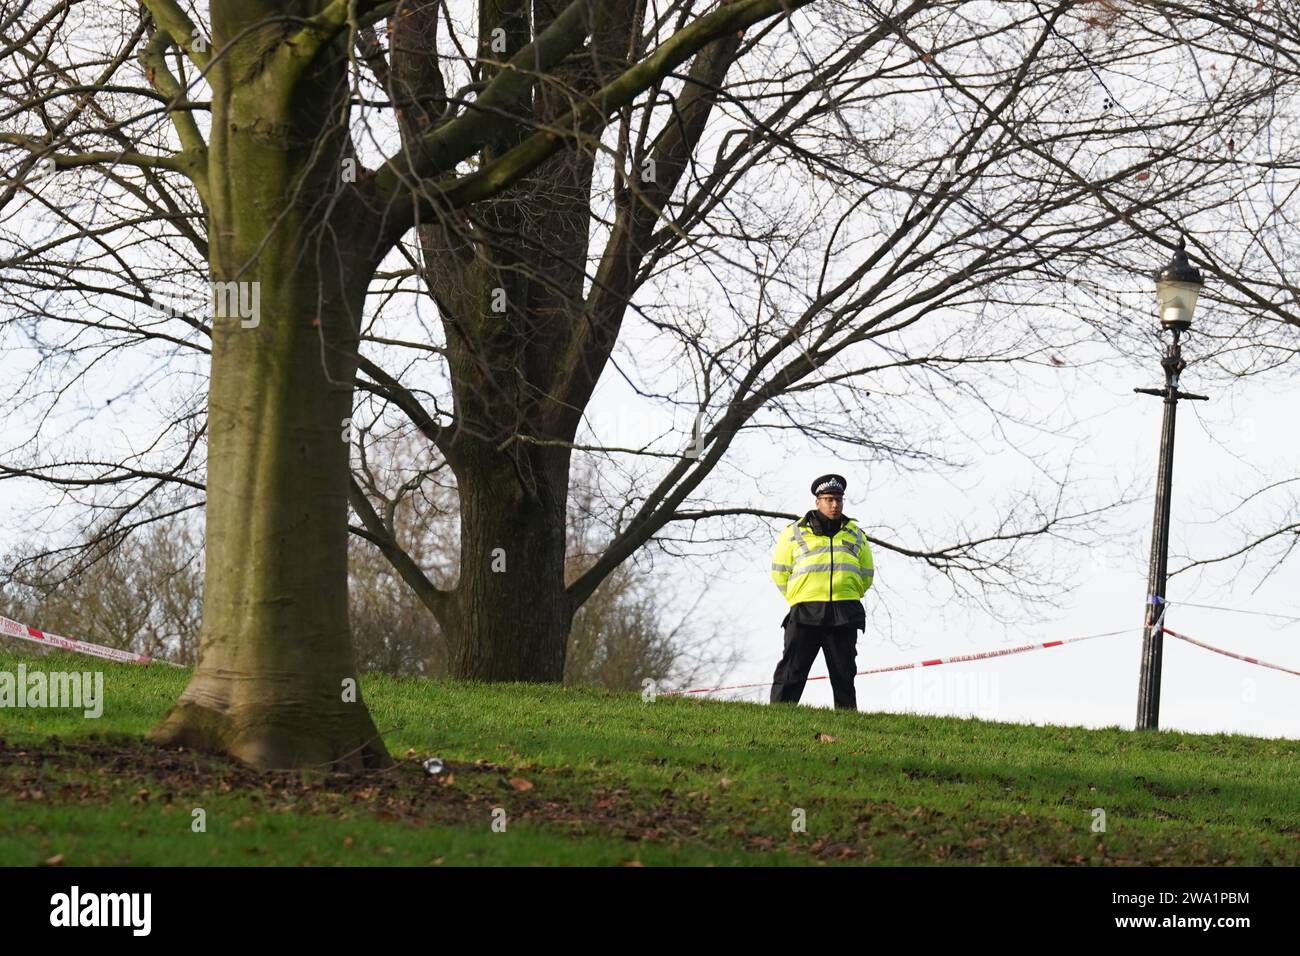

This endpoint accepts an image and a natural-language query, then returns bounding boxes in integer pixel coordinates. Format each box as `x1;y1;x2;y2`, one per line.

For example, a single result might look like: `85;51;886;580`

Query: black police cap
810;473;847;496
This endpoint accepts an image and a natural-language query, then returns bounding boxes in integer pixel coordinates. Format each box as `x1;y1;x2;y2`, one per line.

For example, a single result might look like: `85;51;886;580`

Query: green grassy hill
2;646;1297;865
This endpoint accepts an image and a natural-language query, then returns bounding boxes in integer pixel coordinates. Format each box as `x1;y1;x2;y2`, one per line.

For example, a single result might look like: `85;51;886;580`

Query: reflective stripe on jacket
769;516;874;607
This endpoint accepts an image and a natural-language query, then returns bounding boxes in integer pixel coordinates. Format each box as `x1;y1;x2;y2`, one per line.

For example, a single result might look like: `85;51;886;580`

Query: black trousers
770;619;859;710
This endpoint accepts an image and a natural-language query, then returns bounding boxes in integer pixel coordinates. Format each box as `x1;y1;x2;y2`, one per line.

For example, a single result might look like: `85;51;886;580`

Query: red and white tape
1160;626;1300;678
5;612;1296;689
0;614;178;666
661;629;1130;697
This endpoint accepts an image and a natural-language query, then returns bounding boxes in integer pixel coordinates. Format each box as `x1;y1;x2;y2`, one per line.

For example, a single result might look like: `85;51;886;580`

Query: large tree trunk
357;0;742;683
395;1;641;682
149;14;390;769
443;440;574;680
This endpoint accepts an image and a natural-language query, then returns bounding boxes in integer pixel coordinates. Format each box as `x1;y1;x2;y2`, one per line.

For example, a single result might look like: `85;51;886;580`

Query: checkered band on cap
815;478;844;494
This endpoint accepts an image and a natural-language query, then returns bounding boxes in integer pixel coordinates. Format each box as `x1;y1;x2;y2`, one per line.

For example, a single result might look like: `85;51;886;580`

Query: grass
2;645;1298;866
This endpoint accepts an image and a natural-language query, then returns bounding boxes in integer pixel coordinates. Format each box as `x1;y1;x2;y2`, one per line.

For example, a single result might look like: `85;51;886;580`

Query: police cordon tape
2;612;1298;690
658;629;1131;697
658;626;1300;698
0;614;182;667
1160;625;1300;678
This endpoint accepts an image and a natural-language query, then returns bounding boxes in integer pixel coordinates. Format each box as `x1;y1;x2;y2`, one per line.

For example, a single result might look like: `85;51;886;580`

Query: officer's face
816;494;842;519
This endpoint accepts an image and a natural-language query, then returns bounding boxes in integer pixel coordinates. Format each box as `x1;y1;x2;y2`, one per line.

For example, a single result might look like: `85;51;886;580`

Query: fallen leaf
817;733;837;743
509;777;534;792
44;853;64;866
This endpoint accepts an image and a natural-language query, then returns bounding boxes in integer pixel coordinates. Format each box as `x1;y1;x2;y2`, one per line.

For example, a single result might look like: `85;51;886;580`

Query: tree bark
442;438;574;680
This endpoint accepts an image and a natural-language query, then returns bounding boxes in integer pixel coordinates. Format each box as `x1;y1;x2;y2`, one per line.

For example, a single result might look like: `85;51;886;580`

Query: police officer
769;474;875;709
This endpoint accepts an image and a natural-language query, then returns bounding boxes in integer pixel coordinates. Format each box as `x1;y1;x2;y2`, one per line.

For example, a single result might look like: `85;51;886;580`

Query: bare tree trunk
442;439;573;680
148;18;390;769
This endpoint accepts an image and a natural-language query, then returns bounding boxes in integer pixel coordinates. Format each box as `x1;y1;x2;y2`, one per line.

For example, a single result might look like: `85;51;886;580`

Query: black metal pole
1134;332;1182;729
1133;328;1207;730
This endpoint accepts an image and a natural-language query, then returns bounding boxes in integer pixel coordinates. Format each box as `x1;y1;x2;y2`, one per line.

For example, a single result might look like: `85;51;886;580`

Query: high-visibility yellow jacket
770;515;874;606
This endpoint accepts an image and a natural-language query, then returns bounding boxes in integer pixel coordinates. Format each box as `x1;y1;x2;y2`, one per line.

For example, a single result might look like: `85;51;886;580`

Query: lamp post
1134;236;1207;731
